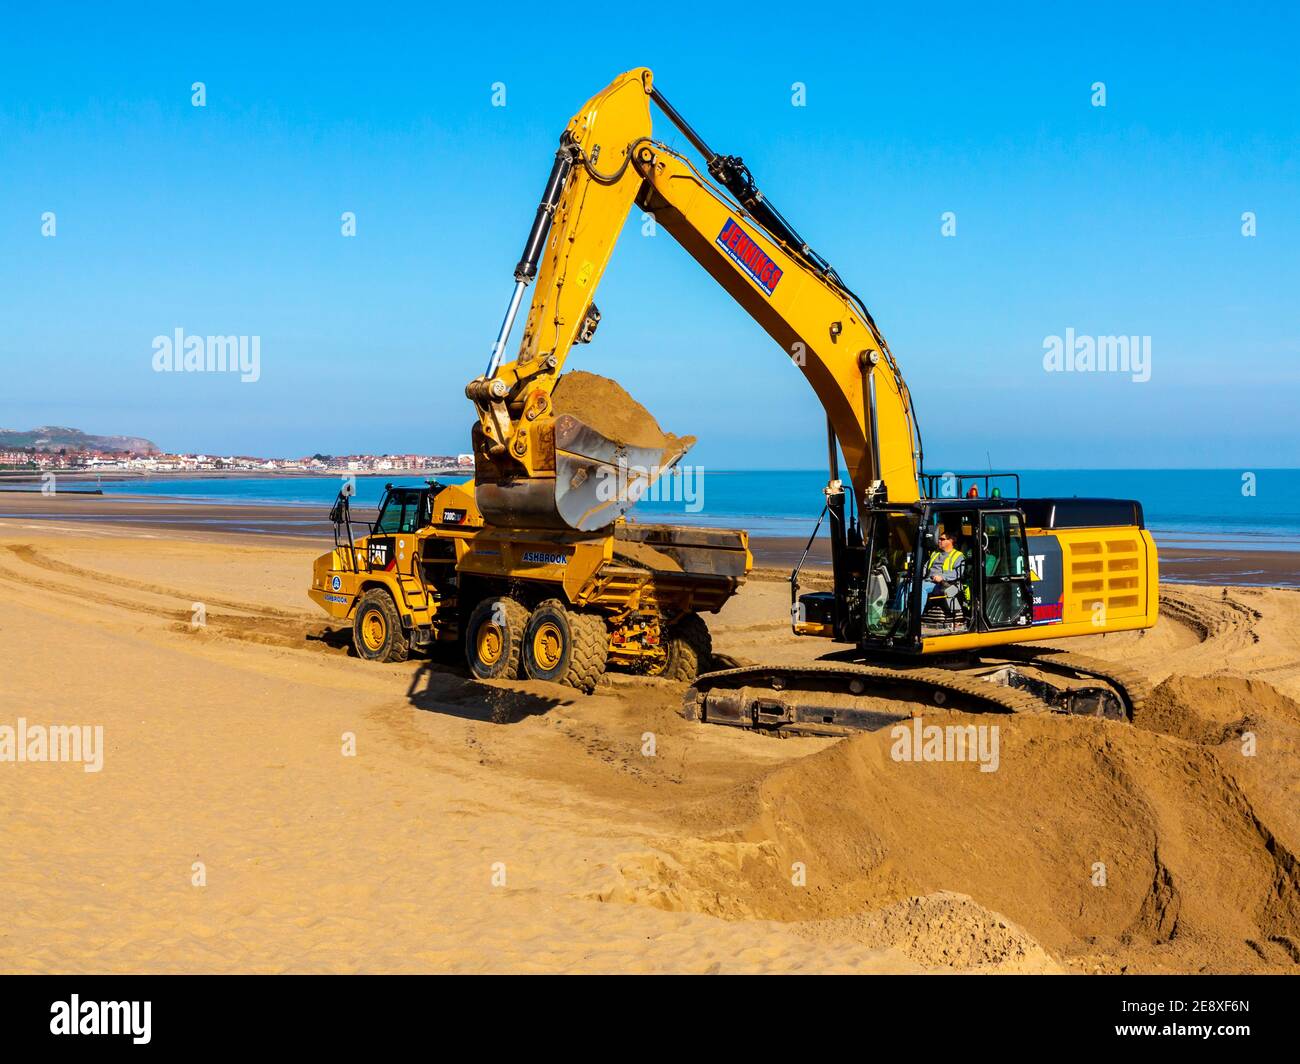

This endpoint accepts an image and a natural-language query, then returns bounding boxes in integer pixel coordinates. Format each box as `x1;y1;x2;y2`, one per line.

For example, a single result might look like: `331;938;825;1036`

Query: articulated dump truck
308;474;750;692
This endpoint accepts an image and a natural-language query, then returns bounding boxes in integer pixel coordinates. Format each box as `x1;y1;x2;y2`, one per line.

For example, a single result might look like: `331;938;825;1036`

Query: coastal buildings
0;449;475;475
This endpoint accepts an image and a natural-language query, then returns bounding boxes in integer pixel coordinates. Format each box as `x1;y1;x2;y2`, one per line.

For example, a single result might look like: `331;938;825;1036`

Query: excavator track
685;650;1150;737
684;661;1047;738
994;646;1152;721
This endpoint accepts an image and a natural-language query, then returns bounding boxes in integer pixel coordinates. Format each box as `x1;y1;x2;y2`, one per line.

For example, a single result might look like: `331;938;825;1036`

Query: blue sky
2;2;1297;468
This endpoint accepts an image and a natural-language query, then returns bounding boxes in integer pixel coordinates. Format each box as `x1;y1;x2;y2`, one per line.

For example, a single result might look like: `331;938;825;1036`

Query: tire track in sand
0;543;338;655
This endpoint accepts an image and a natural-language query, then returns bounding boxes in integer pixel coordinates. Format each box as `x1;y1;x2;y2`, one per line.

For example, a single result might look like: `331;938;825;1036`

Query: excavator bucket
552;413;693;530
475;371;695;532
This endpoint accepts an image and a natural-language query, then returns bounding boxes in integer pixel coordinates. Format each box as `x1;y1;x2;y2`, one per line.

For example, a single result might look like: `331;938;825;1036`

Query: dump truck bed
611;522;750;579
453;519;750;619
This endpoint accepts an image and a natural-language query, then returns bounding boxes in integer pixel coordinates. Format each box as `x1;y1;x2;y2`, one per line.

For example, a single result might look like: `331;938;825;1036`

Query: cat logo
368;542;388;566
1026;536;1064;625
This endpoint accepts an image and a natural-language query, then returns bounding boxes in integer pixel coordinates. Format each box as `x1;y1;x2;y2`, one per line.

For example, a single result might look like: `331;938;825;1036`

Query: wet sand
0;492;1293;586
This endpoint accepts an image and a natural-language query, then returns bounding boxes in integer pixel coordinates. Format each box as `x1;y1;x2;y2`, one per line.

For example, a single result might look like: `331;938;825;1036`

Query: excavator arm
466;67;923;532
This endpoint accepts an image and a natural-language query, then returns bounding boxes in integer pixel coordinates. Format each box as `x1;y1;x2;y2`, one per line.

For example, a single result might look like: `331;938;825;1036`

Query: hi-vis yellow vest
927;548;962;573
926;548;969;603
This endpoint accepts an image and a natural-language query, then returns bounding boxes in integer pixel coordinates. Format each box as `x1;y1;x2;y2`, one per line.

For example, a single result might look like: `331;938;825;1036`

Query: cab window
925;511;978;569
865;511;919;637
374;493;421;534
980;511;1032;628
981;512;1028;577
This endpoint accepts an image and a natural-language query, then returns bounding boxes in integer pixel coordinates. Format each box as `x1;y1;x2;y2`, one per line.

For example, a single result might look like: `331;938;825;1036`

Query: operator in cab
921;529;965;608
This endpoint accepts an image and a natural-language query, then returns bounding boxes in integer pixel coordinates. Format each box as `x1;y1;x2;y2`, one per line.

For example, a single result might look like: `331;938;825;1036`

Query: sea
78;468;1300;554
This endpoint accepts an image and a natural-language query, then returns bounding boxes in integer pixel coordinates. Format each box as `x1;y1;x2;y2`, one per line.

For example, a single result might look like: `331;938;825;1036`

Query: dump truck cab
308;480;476;660
372;484;434;537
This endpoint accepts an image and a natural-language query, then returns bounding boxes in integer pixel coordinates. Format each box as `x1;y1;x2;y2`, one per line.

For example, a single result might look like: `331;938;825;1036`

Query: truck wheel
465;595;528;680
656;612;712;682
353;588;411;663
522;599;608;693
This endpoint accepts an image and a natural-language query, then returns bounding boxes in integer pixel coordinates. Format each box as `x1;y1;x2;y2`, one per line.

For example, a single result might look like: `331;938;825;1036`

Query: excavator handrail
919;471;1023;499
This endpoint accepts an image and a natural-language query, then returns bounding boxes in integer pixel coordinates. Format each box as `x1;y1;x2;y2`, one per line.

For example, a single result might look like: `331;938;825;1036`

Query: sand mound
630;712;1300;972
1136;673;1300;745
591;851;1056;970
795;891;1062;972
551;370;694;454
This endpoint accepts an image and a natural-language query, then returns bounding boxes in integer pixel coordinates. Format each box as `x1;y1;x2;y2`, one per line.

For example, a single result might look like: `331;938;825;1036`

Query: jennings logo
716;218;783;296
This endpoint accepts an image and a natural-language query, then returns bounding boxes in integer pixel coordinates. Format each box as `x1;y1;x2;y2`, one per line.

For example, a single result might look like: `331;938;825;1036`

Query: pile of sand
550;370;693;454
624;704;1300;972
795;891;1061;972
1135;673;1298;745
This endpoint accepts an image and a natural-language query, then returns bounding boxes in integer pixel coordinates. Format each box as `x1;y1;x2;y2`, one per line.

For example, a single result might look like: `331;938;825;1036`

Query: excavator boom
467;68;922;532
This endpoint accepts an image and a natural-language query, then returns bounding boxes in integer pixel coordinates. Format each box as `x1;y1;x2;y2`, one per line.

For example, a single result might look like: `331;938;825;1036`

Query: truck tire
465;595;528;681
658;612;712;682
522;599;608;693
353;588;411;663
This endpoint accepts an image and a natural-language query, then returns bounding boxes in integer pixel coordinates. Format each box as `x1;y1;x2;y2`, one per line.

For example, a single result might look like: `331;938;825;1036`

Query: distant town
0;448;475;476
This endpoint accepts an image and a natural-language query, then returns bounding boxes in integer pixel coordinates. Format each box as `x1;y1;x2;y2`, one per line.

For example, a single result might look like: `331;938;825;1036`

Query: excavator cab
853;499;1034;651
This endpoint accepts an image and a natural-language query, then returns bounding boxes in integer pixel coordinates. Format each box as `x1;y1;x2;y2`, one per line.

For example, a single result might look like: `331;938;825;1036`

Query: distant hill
0;426;159;454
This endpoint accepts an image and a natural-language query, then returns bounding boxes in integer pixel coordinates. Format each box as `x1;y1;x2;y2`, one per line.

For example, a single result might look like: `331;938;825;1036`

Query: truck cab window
375;493;421;535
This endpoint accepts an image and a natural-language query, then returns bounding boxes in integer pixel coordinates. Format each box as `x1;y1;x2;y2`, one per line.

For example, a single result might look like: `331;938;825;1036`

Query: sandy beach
2;496;1299;974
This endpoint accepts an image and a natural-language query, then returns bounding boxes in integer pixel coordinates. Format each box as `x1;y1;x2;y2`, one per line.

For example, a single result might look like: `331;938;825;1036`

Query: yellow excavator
457;67;1159;731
